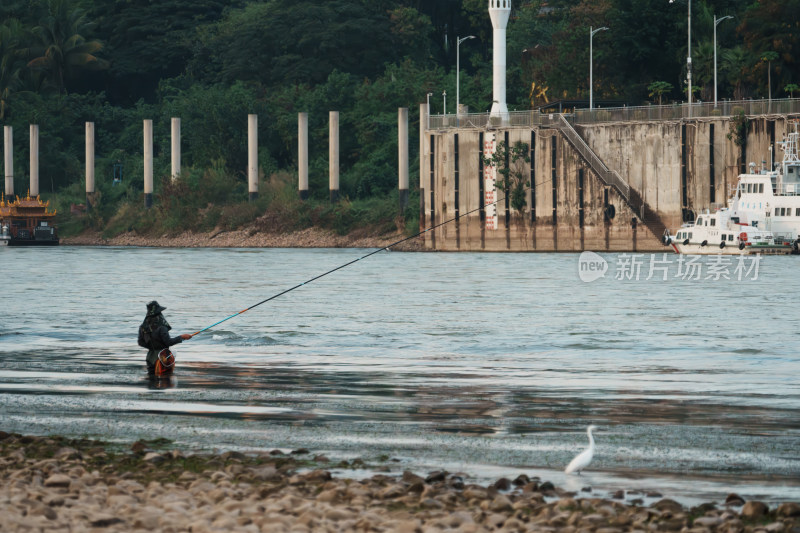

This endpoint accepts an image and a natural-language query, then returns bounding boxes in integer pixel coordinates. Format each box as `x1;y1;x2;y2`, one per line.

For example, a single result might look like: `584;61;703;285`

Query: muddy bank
62;227;425;251
1;432;799;532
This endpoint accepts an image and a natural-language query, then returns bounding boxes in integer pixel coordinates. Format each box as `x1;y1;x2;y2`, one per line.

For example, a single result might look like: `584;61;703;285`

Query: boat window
796;208;800;216
689;233;692;239
728;234;734;241
774;208;779;216
710;219;716;226
747;184;753;193
759;184;764;193
696;217;703;225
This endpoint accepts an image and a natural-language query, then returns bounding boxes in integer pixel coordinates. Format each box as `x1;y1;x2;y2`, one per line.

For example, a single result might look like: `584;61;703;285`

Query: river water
1;246;798;505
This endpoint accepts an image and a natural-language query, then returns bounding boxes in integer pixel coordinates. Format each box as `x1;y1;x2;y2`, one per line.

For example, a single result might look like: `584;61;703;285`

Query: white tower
489;0;511;116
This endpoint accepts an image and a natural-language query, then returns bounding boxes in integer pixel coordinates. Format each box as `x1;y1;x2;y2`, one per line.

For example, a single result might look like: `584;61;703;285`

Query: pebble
0;432;798;533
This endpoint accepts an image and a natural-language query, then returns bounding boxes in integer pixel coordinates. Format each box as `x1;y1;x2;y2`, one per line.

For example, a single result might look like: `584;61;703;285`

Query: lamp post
670;0;692;109
426;92;432;130
456;35;475;120
713;14;733;108
589;26;608;110
443;90;447;116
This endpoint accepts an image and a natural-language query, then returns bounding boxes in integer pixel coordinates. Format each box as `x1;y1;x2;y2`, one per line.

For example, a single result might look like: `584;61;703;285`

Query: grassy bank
49;170;420;242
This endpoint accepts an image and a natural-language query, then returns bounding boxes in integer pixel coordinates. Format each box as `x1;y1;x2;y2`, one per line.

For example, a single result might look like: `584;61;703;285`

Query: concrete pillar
329;111;339;202
4;126;13;199
298;112;309;200
85;122;95;211
248;114;258;201
171;117;180;181
30;125;39;197
398;107;409;211
419;103;427;225
143;119;153;208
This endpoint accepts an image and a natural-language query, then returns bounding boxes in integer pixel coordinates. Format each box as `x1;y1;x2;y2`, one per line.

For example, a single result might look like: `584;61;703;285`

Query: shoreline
1;432;798;532
61;227;425;251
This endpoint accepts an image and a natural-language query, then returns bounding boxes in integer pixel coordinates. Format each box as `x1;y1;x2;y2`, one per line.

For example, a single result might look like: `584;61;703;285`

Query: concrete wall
422;114;800;252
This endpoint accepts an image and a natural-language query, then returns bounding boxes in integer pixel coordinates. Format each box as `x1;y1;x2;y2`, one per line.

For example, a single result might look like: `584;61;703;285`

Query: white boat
0;223;9;246
663;207;791;255
727;122;800;250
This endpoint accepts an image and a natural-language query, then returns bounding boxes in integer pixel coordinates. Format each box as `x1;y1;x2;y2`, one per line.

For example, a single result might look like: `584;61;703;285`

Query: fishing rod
191;177;551;337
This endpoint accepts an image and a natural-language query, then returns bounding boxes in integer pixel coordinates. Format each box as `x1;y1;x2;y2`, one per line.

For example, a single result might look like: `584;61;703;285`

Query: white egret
564;424;597;475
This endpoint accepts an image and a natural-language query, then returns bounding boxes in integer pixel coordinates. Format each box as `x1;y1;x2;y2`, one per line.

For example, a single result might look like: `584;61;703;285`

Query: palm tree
721;45;752;100
0;20;24;119
22;0;108;94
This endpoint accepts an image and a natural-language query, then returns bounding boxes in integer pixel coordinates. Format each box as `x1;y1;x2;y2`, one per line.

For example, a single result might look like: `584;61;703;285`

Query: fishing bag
137;323;152;348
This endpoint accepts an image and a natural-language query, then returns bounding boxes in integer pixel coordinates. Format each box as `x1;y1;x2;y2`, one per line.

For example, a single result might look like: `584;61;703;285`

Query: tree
647;81;673;105
0;20;24;119
739;0;800;98
785;84;799;98
22;0;108;94
721;45;752;100
483;141;530;215
90;0;229;105
192;1;405;88
760;51;778;99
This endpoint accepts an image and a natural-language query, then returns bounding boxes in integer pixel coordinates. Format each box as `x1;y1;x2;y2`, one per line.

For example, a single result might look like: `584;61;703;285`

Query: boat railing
772;183;800;196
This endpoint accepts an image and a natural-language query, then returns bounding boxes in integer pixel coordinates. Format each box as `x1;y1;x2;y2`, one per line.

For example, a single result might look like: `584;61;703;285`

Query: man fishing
138;301;191;375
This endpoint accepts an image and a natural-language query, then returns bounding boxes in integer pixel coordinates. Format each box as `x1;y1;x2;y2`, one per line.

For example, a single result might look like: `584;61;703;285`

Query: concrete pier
171;118;181;181
29;125;39;197
329;111;339;203
248;114;258;201
398;107;409;211
421;115;799;251
85;122;95;211
4;126;13;199
298;112;309;200
143;119;153;208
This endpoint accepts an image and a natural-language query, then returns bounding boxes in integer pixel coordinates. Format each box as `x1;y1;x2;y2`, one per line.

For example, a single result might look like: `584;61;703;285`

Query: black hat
146;300;167;315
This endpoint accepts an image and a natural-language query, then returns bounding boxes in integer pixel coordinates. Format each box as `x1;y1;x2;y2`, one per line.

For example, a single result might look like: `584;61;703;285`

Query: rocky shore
1;433;799;532
62;227;424;251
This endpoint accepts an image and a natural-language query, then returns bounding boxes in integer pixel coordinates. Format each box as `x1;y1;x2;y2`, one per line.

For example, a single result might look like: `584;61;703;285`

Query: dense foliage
0;0;796;236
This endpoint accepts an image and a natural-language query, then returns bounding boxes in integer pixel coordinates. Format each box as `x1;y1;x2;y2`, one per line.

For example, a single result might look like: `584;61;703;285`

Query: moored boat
663;207;791;255
727;122;800;250
0;193;59;246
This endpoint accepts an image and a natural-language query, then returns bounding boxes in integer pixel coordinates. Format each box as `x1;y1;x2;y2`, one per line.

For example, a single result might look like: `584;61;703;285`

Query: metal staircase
552;115;668;240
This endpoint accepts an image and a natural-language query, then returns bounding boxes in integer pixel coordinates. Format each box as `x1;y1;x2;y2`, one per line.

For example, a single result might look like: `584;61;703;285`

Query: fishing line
191;176;553;337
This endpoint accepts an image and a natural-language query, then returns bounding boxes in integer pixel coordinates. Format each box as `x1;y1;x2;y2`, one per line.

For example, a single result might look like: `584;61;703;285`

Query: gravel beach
1;432;798;533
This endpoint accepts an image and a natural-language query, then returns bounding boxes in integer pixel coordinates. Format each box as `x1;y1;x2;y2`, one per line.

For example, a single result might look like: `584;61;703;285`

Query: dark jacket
140;314;184;367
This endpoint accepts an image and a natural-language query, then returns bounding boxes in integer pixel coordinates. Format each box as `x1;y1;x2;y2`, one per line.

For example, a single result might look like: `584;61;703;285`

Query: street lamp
670;0;692;109
426;92;432;130
443;90;447;116
713;14;733;108
590;26;608;110
456;35;475;119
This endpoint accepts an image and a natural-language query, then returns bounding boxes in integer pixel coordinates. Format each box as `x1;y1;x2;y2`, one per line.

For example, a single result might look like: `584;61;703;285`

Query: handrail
552;115;631;201
425;98;800;131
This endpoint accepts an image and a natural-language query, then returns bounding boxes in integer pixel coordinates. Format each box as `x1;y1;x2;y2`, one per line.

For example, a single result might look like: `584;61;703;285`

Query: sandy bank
62;227;425;251
1;432;799;532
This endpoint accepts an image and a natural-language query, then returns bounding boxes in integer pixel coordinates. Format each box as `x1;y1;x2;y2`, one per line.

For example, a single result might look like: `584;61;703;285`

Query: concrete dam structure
419;110;800;252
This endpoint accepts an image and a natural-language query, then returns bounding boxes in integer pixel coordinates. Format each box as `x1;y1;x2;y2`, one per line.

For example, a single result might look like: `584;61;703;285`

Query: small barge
0;193;59;246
